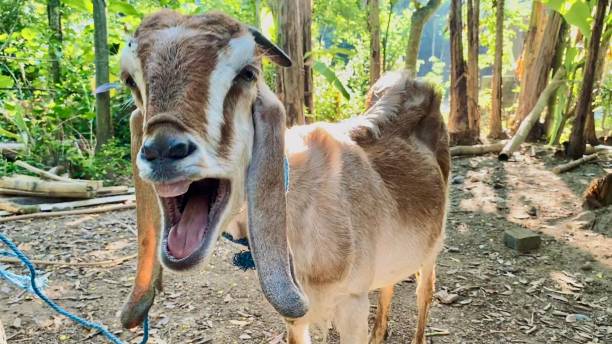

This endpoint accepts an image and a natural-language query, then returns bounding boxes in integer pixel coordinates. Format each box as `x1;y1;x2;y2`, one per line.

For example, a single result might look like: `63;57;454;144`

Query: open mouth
157;178;231;270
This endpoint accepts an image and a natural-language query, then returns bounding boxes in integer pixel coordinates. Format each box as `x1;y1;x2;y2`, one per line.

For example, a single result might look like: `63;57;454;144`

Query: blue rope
0;232;149;344
284;156;290;193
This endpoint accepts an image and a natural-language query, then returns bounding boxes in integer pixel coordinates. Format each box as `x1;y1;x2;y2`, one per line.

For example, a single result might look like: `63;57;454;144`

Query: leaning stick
451;141;507;156
0;203;135;223
0;253;137;267
499;68;566;161
14;161;103;189
552;154;598;174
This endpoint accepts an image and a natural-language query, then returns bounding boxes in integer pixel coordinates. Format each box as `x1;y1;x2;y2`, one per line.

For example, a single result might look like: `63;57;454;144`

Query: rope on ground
0;232;148;344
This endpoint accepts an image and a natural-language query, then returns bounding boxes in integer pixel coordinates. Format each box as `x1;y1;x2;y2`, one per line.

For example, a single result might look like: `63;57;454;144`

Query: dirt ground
1;147;611;344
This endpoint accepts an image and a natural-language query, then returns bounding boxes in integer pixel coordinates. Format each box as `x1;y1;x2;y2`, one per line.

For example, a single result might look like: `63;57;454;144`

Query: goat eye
124;75;137;89
237;67;256;82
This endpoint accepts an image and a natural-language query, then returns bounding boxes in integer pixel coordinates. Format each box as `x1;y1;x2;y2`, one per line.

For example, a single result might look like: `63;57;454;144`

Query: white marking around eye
120;38;147;122
205;34;256;150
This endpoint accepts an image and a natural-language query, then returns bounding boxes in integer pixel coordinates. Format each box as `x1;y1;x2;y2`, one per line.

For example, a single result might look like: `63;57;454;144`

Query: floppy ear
245;81;308;319
248;27;292;67
121;109;163;329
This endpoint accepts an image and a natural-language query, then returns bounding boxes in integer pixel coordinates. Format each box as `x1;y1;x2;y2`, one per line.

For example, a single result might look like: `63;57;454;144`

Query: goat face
121;10;308;319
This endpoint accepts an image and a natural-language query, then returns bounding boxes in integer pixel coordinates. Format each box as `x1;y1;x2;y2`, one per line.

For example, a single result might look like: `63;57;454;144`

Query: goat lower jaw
158;178;231;271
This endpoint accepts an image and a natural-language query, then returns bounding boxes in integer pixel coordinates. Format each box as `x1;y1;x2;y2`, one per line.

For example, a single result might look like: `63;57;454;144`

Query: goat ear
245;81;308;319
121;109;163;329
248;27;292;67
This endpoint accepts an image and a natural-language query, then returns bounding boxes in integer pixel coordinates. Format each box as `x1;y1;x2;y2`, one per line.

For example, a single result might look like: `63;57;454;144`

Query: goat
119;10;450;344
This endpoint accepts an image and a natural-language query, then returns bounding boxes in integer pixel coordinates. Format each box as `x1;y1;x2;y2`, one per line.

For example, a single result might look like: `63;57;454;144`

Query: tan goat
119;10;450;344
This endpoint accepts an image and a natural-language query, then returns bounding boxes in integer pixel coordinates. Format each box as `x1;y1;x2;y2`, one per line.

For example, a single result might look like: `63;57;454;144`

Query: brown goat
120;10;449;344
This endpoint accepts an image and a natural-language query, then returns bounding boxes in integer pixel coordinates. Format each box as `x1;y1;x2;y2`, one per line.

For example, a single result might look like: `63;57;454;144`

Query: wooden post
277;0;305;126
47;0;62;86
489;0;505;139
368;0;382;85
448;0;475;145
93;0;112;151
467;0;480;138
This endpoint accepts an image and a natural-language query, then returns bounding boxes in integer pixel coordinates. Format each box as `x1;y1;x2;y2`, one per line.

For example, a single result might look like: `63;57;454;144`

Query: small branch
0;203;135;223
0;253;137;267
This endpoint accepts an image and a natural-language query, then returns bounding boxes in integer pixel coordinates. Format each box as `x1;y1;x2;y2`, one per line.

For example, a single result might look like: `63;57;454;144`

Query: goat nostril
167;140;195;160
141;143;159;161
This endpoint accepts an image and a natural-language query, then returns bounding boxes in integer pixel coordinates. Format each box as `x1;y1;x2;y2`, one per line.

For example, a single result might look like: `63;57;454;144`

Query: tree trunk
567;0;610;159
254;0;261;29
585;23;611;145
467;0;480;139
543;21;568;139
368;0;382;85
382;0;396;72
405;0;441;76
301;0;314;118
448;0;476;145
488;0;506;139
93;0;112;151
277;0;305;126
512;8;562;140
515;2;544;85
47;0;62;86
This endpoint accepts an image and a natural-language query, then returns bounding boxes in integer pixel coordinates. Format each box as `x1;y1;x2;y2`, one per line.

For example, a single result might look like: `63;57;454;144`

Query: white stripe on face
121;39;147;119
205;34;256;150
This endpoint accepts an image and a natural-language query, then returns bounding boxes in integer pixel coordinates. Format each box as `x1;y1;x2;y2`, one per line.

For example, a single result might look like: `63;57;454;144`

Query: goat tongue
167;193;209;259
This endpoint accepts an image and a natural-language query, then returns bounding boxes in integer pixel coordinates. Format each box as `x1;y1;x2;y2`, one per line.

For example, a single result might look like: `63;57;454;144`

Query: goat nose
141;137;196;161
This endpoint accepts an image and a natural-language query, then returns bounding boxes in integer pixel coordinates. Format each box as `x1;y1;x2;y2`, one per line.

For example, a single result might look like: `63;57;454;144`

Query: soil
1;147;611;344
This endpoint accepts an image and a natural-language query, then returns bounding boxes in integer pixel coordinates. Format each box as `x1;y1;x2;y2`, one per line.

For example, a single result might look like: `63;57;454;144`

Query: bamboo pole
499;67;566;161
0;177;95;198
552;154;598;174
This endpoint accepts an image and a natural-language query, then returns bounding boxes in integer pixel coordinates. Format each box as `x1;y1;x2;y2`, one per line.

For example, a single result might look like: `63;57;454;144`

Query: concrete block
504;228;541;252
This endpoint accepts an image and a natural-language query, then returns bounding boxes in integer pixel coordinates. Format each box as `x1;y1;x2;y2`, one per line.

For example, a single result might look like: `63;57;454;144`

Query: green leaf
108;1;142;18
313;61;351;100
0;75;14;88
541;0;565;12
564;46;578;70
20;28;36;41
0;127;19;140
62;0;93;13
563;1;592;38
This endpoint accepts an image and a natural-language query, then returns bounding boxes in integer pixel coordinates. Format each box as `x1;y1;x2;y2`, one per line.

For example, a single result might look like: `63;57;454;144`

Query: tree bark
277;0;305;126
467;0;480;139
567;0;610;159
543;21;568;139
488;0;506;139
301;0;313;118
405;0;441;76
368;0;382;85
585;23;611;145
448;0;476;145
499;67;565;161
47;0;62;86
93;0;112;151
512;8;562;139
